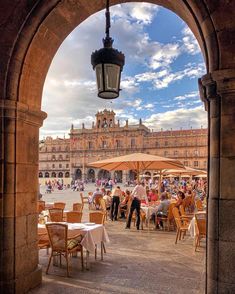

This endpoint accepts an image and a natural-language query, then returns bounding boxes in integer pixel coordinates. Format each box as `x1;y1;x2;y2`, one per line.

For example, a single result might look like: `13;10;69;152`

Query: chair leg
46;253;53;274
80;248;84;270
195;236;199;251
102;241;106;254
175;229;179;244
59;253;62;267
66;253;69;277
101;242;103;261
179;230;182;240
95;245;97;260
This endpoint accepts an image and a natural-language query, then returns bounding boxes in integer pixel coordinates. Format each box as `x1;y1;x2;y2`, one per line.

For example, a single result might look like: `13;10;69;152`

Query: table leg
86;250;90;270
101;242;103;261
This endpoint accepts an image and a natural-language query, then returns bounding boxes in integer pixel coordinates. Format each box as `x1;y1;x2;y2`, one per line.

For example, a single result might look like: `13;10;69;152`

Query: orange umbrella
89;152;184;172
164;167;206;176
89;152;185;194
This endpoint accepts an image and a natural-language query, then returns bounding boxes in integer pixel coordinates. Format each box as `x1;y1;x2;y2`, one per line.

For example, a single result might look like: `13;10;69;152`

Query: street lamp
91;0;125;99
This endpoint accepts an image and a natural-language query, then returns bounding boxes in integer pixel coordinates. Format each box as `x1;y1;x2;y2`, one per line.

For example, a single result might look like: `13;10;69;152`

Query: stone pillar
200;70;235;293
0;99;46;293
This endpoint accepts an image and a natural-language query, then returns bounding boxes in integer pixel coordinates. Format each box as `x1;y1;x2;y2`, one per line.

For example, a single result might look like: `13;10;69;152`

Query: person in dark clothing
110;186;122;221
126;181;148;230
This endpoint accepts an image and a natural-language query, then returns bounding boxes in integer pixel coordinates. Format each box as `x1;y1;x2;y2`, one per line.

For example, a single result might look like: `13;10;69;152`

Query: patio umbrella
89;152;185;194
164;167;206;176
139;174;151;178
195;174;207;178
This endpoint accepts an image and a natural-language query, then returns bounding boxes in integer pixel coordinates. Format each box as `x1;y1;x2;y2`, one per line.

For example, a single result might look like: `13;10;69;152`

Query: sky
40;2;207;138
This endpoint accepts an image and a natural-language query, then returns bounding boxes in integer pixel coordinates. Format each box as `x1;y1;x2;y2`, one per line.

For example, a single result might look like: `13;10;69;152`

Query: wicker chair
195;199;203;211
80;192;89;209
38;232;50;254
49;208;64;222
46;223;83;276
72;203;83;212
66;211;83;223
99;198;108;220
179;205;194;220
37;200;45;214
89;212;106;260
172;207;189;244
54;202;66;210
195;213;206;251
89;211;105;224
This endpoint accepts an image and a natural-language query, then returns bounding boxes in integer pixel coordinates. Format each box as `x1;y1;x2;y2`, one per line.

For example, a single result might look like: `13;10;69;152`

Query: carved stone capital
0;99;47;127
201;69;235;96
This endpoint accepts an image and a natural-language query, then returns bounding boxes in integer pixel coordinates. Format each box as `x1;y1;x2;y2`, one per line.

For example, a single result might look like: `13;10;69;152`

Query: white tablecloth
141;205;158;219
38;223;110;253
188;217;196;237
188;211;206;238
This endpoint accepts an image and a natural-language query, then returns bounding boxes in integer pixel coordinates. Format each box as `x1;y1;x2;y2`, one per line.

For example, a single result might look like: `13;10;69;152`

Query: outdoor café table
38;222;110;269
188;211;207;238
45;202;54;209
140;204;158;229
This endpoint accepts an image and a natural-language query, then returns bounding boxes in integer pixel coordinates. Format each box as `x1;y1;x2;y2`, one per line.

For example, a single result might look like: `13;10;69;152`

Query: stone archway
87;168;95;182
98;169;111;180
1;1;235;293
75;168;82;180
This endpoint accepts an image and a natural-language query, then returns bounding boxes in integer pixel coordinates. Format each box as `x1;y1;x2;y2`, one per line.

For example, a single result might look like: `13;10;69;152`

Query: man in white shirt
126;181;148;230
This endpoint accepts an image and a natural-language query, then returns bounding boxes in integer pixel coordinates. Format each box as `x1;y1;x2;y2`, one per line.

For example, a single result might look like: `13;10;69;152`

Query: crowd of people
86;177;207;231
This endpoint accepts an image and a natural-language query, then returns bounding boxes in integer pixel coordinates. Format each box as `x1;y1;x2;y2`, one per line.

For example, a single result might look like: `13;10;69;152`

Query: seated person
148;188;158;202
103;190;112;210
119;190;131;218
175;191;185;208
91;188;103;208
152;192;170;229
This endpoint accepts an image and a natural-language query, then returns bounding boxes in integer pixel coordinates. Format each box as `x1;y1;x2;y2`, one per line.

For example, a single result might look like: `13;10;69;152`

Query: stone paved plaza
31;188;205;294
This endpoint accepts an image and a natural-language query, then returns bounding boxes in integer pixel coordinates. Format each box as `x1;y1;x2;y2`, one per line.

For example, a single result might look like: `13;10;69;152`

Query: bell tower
95;109;116;129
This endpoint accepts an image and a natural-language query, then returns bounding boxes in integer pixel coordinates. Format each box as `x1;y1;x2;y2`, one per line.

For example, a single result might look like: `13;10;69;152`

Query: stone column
0;99;46;293
200;70;235;293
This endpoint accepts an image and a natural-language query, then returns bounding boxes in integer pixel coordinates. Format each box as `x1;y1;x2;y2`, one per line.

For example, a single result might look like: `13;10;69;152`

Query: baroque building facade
39;109;207;183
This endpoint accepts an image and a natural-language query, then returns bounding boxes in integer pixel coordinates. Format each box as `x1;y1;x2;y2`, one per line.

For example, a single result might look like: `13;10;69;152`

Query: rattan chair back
66;211;83;223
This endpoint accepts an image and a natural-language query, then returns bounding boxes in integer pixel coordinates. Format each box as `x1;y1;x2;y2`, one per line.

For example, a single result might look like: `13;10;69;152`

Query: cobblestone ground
31;187;205;294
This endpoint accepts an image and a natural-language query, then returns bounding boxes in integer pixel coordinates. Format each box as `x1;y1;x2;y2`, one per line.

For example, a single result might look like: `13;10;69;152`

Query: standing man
110;186;122;221
126;181;149;230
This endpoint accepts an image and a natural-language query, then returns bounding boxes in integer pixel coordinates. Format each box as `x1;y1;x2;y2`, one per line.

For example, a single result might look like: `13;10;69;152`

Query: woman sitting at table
148;188;158;202
174;191;185;208
119;190;131;218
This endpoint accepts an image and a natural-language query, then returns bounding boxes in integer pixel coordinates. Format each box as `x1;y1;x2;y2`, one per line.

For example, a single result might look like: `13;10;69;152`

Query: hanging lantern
91;0;125;99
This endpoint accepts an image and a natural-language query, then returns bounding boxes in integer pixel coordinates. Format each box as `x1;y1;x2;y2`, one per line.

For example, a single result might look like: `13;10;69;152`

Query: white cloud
121;76;139;94
144;106;207;130
182;26;201;55
149;43;181;70
174;91;199;101
134;63;205;90
112;3;159;25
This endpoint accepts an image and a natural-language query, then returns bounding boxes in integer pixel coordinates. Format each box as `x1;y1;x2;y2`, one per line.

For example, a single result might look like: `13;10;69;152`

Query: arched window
39;172;43;178
65;172;70;178
51;172;56;177
58;172;63;178
45;172;49;178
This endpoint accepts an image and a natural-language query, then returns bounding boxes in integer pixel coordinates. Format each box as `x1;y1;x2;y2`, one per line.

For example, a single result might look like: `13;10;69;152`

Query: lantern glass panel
95;64;103;92
104;63;120;91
